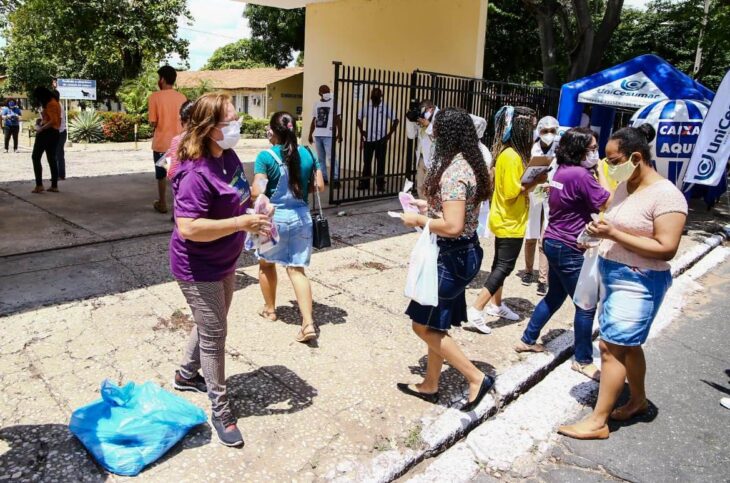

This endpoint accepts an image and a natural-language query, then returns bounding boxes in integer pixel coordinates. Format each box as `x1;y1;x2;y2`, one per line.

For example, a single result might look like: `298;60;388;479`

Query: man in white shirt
308;84;342;185
405;100;438;198
356;87;399;192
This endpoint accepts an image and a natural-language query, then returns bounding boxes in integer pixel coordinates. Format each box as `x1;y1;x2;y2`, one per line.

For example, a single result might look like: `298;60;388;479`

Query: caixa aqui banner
631;99;710;187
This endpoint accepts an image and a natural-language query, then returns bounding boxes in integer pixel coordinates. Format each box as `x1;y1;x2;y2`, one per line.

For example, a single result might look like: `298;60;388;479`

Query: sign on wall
57;79;97;100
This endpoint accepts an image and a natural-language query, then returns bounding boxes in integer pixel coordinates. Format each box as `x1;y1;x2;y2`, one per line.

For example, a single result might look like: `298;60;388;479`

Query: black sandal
460;375;495;413
396;383;439;404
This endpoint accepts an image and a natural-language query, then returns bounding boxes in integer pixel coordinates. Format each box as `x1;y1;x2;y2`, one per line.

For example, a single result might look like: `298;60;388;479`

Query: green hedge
240;117;303;138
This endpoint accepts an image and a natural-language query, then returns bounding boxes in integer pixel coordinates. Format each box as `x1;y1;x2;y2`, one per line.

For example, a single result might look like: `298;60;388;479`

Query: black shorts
153;151;167;180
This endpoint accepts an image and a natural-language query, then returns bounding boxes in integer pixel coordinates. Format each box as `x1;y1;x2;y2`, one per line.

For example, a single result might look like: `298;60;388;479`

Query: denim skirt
406;234;483;331
258;206;313;267
598;257;672;346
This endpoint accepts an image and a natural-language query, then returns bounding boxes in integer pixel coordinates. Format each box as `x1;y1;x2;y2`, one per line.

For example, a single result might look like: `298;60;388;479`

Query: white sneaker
721;397;730;410
467;307;492;334
485;303;520;321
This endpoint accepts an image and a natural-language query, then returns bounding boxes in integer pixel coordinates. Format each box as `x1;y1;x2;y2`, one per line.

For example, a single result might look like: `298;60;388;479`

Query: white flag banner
684;69;730;186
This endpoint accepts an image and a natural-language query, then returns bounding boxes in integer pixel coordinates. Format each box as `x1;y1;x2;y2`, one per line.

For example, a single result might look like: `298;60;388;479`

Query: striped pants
178;273;235;425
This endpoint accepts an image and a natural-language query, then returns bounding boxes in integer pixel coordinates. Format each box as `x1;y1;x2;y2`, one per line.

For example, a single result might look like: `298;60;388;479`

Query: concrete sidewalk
0;171;728;482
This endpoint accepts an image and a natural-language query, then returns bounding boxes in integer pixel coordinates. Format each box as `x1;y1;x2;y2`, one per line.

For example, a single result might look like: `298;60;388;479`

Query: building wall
265;73;304;119
301;0;488;140
220;88;266;118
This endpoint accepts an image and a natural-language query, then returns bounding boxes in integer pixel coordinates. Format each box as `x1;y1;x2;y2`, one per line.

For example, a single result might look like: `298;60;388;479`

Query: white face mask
581;149;600;169
215;120;241;150
422;109;432;121
540;132;556;146
322;93;332;101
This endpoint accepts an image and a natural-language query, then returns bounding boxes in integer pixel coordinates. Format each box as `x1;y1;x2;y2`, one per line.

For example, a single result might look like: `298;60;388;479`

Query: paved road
536;258;730;483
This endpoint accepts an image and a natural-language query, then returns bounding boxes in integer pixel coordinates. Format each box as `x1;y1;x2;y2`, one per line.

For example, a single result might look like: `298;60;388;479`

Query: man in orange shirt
148;65;187;214
31;87;62;193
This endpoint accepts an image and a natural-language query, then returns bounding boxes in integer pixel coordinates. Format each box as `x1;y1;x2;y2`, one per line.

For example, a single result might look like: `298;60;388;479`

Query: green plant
101;112;139;142
137;123;153;139
117;64;159;116
178;79;214;102
241;118;270;138
68;109;104;143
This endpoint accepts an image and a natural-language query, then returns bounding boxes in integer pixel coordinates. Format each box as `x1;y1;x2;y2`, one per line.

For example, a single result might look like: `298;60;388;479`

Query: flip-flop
258;308;278;321
31;186;44;194
153;201;168;214
296;324;317;343
396;383;439;403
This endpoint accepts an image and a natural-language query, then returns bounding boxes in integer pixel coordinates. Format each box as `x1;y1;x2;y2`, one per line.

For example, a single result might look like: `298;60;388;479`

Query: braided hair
492;106;536;166
424;107;492;204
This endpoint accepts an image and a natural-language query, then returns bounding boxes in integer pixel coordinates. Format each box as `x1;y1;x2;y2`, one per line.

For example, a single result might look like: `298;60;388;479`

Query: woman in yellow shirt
468;106;542;332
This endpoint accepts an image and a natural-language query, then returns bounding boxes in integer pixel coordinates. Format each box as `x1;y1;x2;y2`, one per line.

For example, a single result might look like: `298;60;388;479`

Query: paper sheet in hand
521;155;552;184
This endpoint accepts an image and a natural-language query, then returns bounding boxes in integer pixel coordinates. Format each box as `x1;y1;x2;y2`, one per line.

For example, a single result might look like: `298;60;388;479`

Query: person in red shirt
31;87;61;193
148;65;187;214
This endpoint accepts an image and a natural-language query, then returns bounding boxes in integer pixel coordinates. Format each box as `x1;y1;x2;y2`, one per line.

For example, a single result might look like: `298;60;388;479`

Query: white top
406;107;439;168
59;104;67;132
357;101;397;142
312;98;340;137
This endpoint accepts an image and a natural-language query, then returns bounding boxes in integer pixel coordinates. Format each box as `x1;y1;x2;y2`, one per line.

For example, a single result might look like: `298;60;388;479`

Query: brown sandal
296;324;317;343
514;341;546;353
258;308;277;321
610;401;649;421
48;187;59;193
32;186;44;194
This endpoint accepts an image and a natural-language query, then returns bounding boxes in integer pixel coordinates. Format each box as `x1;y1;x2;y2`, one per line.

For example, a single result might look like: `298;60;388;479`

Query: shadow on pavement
227;365;318;419
274;300;349;327
700;368;730;396
0;424;107;481
404;355;496;407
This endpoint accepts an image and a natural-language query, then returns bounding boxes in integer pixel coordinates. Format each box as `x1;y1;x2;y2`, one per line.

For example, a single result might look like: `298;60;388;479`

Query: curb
327;232;728;483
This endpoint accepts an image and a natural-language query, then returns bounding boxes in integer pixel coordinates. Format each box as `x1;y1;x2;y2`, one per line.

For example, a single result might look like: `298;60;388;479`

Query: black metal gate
329;62;560;204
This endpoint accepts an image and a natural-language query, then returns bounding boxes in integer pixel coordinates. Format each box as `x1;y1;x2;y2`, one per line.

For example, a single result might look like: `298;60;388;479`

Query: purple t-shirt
543;165;610;252
169;150;252;282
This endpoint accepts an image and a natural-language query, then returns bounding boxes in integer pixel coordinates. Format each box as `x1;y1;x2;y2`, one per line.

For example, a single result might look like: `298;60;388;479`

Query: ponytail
270;112;303;198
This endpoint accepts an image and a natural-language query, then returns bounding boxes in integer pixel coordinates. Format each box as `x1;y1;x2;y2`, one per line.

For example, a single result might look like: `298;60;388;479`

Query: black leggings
484;237;523;294
4;126;19;151
32;128;60;188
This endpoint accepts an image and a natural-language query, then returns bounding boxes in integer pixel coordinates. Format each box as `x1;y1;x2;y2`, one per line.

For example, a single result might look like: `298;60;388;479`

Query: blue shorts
258;207;313;267
598;257;672;347
406;235;483;332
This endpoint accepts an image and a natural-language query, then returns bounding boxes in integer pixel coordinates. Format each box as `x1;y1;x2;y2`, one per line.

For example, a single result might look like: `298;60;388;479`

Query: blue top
1;106;22;127
254;145;320;199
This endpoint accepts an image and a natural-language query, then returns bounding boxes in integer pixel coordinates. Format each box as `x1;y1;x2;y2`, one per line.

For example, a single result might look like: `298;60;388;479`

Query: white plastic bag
476;200;491;239
573;247;600;310
404;221;440;306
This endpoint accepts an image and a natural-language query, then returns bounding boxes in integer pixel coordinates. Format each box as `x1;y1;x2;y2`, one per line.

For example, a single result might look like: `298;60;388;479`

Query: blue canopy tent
557;54;724;206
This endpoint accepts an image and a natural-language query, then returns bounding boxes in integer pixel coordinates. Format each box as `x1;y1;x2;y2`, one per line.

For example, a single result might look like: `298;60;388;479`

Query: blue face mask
8;102;16;108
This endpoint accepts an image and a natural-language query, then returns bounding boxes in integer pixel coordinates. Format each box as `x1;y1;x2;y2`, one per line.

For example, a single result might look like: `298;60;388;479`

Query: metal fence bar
330;61;561;204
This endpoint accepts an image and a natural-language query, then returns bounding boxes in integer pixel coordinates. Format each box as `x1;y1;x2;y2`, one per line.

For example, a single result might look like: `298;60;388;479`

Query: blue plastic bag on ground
69;380;207;476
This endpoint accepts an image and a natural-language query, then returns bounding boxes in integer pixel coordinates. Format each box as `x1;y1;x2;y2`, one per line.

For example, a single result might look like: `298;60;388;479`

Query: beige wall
301;0;488;141
266;73;304;118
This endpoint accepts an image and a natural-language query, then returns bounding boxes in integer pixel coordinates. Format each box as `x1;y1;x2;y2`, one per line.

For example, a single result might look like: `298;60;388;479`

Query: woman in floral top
397;107;494;413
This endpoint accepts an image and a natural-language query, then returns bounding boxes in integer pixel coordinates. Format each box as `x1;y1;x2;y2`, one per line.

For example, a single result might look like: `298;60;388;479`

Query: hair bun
636;123;656;143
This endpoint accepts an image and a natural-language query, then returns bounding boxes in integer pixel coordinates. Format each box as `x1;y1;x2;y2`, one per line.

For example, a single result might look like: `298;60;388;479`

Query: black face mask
371;96;382;106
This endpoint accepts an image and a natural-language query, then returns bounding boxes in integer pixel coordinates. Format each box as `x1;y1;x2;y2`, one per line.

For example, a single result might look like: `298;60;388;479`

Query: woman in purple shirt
514;128;611;380
169;93;271;448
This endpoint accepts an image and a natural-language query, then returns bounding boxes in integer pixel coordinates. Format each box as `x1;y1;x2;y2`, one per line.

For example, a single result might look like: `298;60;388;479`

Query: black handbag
307;146;332;249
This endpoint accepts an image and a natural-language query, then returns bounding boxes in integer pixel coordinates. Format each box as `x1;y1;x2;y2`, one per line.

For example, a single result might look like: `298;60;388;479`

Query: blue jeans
521;238;595;364
314;136;338;181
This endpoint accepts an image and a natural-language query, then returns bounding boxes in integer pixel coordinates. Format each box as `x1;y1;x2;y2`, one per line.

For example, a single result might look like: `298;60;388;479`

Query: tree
202;39;270;70
483;1;542;83
243;5;305;68
521;0;625;86
117;63;160;116
3;0;190;99
601;0;730;90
